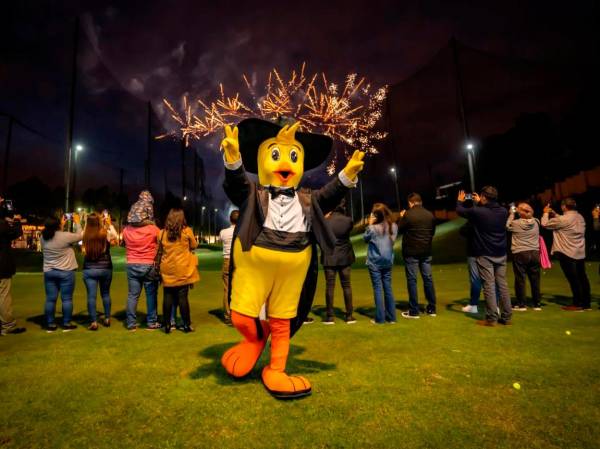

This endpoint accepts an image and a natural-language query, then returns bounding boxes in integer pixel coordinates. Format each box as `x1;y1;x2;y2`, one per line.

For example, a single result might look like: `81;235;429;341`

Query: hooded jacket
506;215;540;254
127;191;155;224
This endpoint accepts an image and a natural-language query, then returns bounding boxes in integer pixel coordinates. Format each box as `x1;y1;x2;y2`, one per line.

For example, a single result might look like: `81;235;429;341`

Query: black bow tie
268;186;296;199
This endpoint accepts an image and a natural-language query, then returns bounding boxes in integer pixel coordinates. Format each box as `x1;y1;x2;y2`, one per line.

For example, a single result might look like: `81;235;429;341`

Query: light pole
201;206;206;242
71;144;84;207
390;167;401;211
465;142;476;192
213;208;218;244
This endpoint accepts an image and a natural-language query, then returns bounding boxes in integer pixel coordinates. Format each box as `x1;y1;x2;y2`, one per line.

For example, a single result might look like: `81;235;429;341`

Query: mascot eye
271;148;280;161
290;149;299;163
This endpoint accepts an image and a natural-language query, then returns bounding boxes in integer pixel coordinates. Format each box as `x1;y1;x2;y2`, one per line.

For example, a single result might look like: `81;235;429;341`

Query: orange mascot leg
261;318;311;399
221;311;270;378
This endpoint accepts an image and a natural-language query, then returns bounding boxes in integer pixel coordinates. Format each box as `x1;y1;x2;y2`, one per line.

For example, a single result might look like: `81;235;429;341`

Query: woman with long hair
41;213;83;332
159;208;199;333
82;212;118;330
364;203;398;324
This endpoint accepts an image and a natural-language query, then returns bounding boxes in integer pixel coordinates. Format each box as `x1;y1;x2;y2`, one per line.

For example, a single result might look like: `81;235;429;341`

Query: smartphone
103;210;109;219
509;202;517;213
464;193;473;200
64;213;73;220
4;200;13;211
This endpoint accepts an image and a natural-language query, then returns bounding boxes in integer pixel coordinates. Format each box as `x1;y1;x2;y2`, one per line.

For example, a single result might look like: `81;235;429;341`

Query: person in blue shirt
364;203;398;324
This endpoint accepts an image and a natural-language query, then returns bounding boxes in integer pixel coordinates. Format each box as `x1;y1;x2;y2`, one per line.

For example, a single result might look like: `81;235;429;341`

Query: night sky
1;0;596;210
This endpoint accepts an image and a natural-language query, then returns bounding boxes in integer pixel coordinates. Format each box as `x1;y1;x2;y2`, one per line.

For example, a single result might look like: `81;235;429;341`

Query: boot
221;311;270;378
261;318;311;399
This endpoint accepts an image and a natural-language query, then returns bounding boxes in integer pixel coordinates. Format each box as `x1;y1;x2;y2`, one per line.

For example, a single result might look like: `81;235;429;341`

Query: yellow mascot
220;118;364;399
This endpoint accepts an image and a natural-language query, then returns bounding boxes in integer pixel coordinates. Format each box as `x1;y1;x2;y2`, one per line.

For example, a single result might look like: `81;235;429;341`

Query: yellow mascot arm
342;150;366;182
221;125;241;164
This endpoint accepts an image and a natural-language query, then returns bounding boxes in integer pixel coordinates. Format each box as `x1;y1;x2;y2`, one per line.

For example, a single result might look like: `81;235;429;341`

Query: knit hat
127;190;155;224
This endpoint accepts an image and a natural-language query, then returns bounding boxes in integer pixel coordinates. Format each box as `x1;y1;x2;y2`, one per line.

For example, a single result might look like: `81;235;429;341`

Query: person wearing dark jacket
397;193;437;319
0;199;26;335
321;199;356;324
457;187;512;326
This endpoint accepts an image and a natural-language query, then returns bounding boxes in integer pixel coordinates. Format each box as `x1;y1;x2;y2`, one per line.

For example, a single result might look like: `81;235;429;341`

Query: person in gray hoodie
506;202;541;311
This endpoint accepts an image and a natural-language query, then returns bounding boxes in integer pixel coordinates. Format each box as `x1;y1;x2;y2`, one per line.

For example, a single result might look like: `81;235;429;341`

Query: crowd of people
0;187;598;335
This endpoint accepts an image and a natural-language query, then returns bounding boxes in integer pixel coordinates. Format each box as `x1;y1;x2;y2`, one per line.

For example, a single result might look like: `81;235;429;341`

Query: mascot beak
273;162;296;184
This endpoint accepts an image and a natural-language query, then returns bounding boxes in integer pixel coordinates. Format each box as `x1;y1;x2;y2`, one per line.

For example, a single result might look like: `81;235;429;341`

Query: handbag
147;231;165;282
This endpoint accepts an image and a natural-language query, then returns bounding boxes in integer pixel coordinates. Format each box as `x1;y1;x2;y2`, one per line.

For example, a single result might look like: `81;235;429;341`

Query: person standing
219;209;239;325
364;203;398;324
41;214;83;332
0;198;26;335
456;187;512;326
542;198;591;311
507;202;541;311
397;193;437;319
321;200;356;324
82;212;118;330
123;191;161;331
460;222;483;314
159;209;199;333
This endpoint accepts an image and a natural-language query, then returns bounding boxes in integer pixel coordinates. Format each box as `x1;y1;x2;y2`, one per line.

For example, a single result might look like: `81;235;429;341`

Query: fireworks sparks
159;65;388;172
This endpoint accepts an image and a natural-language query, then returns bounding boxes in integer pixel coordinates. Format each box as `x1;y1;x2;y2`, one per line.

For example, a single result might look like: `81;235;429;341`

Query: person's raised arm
221;125;251;208
456;190;475;218
541;205;564;230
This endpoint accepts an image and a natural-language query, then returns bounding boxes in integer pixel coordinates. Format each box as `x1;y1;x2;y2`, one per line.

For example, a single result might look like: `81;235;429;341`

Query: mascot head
237;118;333;188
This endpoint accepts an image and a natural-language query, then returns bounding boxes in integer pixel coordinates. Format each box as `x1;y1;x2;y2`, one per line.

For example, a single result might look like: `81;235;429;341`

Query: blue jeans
83;268;113;322
126;264;158;328
468;257;499;306
404;256;436;316
368;265;396;323
44;269;76;326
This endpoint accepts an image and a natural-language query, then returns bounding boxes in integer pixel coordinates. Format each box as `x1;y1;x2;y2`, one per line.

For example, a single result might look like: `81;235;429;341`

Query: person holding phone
82;212;118;330
542;198;590;311
0;197;26;335
41;213;83;332
364;203;398;324
457;187;512;326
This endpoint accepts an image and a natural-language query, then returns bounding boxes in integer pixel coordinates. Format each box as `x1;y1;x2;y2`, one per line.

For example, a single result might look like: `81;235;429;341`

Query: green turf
1;262;599;449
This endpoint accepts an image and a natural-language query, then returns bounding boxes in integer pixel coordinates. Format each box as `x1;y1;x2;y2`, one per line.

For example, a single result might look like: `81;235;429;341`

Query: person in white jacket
542;198;590;311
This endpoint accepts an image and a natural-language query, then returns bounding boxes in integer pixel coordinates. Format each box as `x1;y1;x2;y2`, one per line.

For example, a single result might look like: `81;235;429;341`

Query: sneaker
512;306;527;312
401;312;420;320
561;305;584;312
128;325;138;332
345;316;357;324
370;319;384;325
145;322;162;331
583;308;593;312
498;319;513;326
461;305;478;314
426;307;437;317
62;323;77;332
46;324;58;333
476;320;496;327
533;307;542;311
303;317;315;325
322;317;335;325
183;326;194;333
88;322;99;331
103;318;111;327
387;321;397;324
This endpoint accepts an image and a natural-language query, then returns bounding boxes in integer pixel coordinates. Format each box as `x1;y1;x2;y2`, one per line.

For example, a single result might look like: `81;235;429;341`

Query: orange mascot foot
261;318;311;399
221;311;270;378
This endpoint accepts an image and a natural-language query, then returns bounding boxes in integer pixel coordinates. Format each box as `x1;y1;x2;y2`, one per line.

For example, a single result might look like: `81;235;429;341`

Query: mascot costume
220;117;365;399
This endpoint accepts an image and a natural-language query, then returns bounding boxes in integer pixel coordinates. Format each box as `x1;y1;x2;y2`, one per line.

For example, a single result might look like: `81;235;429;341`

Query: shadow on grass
190;343;336;384
311;306;350;321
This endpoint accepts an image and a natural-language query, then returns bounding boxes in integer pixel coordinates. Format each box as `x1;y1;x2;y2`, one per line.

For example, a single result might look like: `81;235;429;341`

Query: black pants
512;251;541;307
556;252;591;308
163;285;191;327
324;266;353;318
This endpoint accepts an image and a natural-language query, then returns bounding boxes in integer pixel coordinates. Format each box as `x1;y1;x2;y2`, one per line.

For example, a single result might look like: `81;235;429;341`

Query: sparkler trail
159;65;388;172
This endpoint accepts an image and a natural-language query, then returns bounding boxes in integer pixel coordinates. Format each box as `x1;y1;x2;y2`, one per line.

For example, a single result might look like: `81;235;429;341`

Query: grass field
1;257;599;449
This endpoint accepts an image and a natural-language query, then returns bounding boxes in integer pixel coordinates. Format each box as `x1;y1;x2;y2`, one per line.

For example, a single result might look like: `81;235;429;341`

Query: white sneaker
461;305;478;314
401;312;420;319
513;306;527;312
533;307;542;311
